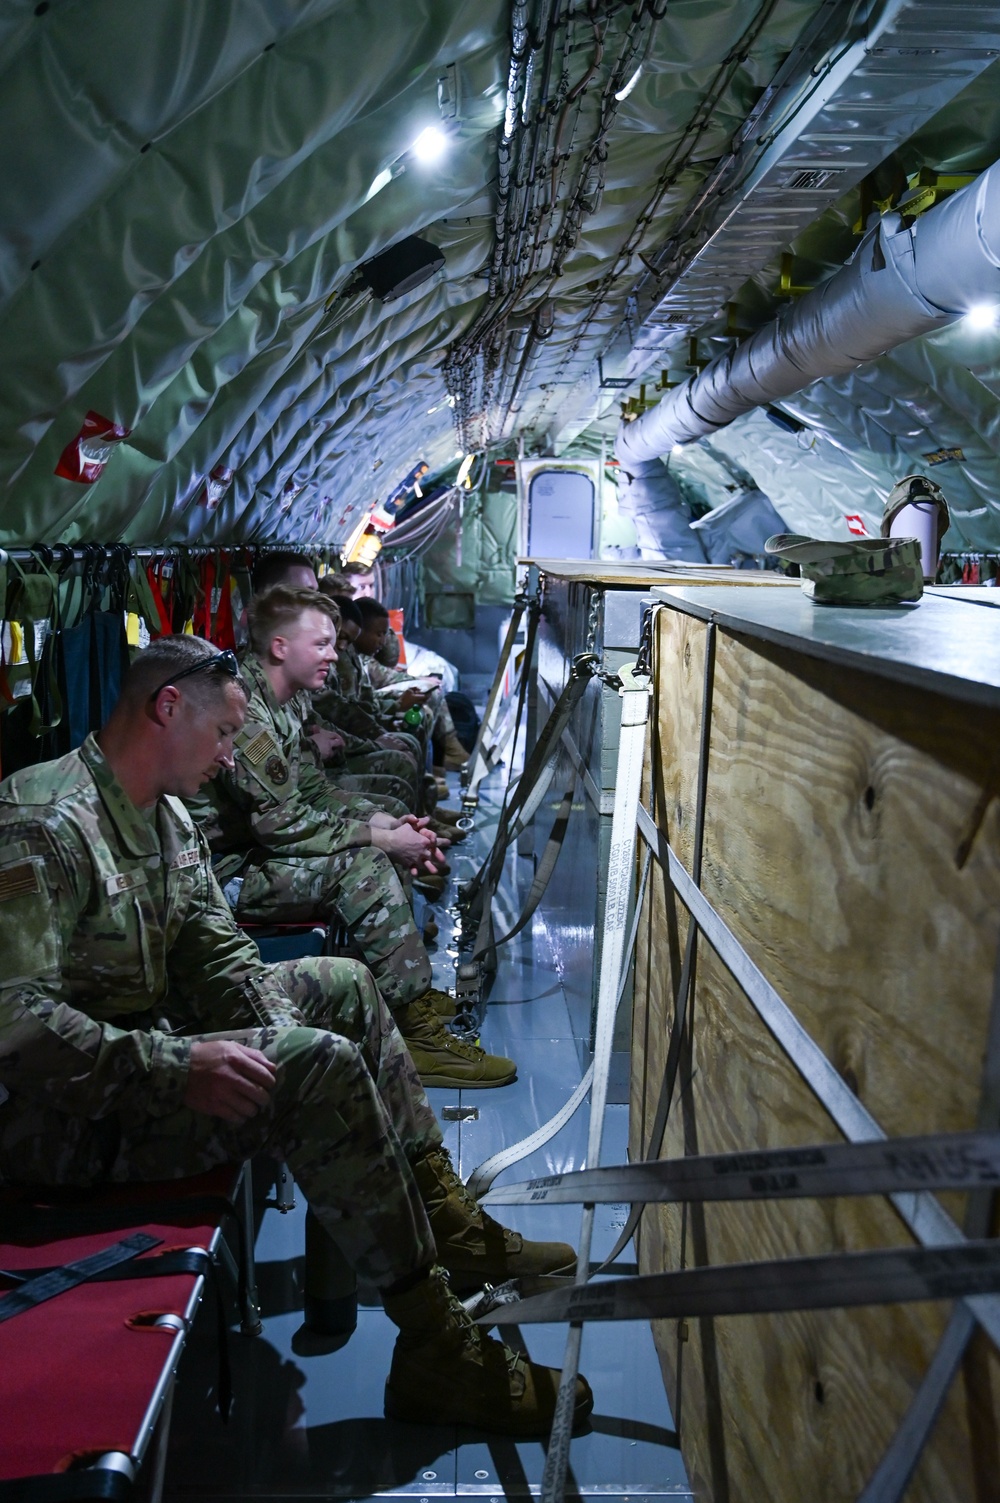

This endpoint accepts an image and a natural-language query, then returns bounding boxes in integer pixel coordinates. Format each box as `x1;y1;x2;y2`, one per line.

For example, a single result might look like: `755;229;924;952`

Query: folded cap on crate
764;534;924;606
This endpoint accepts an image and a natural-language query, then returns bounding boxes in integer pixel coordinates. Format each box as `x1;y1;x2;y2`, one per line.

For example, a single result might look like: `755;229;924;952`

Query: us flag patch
243;729;277;766
0;860;40;902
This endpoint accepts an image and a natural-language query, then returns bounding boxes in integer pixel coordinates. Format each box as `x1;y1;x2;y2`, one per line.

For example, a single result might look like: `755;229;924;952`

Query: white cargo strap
463;595;538;800
539;662;651;1503
480;1129;1000;1210
465;848;650;1200
484;1239;1000;1329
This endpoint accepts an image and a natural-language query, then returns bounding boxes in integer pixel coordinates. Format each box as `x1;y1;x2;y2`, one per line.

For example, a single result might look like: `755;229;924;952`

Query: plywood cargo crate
631;584;1000;1502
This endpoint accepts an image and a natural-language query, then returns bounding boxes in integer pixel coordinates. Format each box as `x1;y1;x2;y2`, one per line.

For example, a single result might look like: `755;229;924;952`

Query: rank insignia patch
265;755;289;785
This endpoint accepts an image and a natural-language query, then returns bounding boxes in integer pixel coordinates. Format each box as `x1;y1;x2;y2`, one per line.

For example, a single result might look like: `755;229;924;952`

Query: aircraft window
527;470;595;559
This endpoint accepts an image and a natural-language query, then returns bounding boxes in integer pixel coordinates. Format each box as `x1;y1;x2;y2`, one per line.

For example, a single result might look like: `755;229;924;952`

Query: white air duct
617;158;1000;470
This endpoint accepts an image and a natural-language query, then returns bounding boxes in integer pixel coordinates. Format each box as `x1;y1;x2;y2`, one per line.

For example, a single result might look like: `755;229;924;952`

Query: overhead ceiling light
614;65;642;103
671;444;685;455
965;302;999;331
364;167;394;203
411;125;449;163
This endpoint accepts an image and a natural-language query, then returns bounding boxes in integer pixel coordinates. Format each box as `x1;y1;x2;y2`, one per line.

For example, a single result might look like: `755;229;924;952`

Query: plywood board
521;559;798;586
651;584;1000;710
631;603;1000;1503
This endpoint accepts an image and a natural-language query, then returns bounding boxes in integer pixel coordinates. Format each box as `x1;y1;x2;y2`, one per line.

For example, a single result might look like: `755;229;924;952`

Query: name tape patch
169;848;201;872
0;860;41;902
104;869;148;896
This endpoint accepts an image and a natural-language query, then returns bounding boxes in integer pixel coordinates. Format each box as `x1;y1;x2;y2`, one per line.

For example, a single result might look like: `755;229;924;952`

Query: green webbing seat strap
7;552;63;737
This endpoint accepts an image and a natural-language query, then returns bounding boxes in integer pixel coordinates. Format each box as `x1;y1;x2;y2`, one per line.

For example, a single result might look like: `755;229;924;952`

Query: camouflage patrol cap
880;473;950;541
764;534;924;606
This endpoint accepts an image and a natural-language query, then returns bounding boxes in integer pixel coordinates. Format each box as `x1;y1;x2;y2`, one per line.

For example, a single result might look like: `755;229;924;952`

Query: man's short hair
248;585;335;653
318;572;355;596
251;552;317;594
314;582;342;631
119;636;247;709
355;597;389;624
329;594;363;629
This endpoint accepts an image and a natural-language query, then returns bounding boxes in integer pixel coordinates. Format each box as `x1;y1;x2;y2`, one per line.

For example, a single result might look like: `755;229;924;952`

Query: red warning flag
54;410;131;483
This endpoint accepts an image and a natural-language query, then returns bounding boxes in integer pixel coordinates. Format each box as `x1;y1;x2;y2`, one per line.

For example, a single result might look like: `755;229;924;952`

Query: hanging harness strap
6;552;63;738
462;594;533;801
461;647;597;917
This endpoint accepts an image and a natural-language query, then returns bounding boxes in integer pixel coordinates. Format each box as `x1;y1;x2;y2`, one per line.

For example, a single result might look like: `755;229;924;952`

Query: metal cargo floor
163;768;690;1502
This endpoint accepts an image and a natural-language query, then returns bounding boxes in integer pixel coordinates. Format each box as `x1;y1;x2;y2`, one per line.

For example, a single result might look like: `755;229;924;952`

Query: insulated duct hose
617;155;1000;467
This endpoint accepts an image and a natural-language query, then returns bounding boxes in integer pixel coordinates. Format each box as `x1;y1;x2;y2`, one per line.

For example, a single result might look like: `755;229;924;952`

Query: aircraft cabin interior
3;3;1000;1502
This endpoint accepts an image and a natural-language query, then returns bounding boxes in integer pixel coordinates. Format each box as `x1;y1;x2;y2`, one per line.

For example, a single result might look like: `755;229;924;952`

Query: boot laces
441;1273;526;1384
432;1150;514;1246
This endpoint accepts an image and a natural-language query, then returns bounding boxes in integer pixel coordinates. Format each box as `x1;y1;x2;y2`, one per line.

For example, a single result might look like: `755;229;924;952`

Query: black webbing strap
1;1192;244;1300
0;1233;161;1324
0;1243;232;1420
0;1469;134;1503
1;1189;246;1396
0;1246;211;1287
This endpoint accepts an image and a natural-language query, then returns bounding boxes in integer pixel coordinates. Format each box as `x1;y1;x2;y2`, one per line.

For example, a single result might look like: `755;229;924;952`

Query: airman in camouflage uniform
249;555;424;802
191;652;433;1007
189;593;516;1089
318;635;422;745
0;636;585;1435
0;733;438;1284
290;688;415;814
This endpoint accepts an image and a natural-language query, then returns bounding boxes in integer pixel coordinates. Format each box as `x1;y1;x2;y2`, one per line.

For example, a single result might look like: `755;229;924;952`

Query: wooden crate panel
631;604;1000;1503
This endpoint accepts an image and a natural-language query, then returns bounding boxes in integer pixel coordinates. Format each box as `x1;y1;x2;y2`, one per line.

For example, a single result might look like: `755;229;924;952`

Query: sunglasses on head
149;648;241;702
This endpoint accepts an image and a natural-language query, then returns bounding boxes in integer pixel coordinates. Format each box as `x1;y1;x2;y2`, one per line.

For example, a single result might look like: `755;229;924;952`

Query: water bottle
303;1207;358;1340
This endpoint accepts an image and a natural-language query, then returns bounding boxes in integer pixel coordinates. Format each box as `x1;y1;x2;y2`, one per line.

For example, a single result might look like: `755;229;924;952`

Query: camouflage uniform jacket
0;734;296;1122
288;689;377;768
366;658;409;691
188;653;373;885
312;645;392;741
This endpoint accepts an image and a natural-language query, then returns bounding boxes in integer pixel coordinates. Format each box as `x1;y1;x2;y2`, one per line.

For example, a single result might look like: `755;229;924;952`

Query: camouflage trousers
237;845;432;1010
424;687;457;740
344;746;420;789
0;958;440;1288
328;772;412;815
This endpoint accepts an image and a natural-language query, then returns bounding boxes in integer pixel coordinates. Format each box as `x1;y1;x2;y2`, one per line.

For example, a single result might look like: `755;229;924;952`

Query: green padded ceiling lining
0;0;837;549
2;0;1000;555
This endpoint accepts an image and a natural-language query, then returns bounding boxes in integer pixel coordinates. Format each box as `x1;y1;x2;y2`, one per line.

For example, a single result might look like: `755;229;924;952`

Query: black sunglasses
149;648;241;702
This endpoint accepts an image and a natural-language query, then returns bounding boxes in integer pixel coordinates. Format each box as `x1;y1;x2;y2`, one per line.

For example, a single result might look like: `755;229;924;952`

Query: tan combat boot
422;985;456;1018
413;1146;576;1289
414;870;447;903
430;819;465;843
442;732;469;771
396;997;516;1088
383;1265;593;1435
